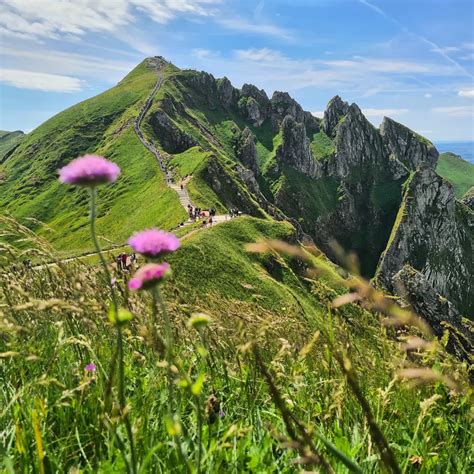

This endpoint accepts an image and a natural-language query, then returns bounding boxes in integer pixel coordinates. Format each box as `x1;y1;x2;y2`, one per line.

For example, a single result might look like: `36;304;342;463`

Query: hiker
180;183;184;190
121;253;127;270
23;259;32;271
209;216;213;226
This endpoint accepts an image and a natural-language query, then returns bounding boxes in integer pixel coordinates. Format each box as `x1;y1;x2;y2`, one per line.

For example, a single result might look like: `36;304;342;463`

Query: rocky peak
376;166;473;316
331;103;387;180
322;95;349;137
235;127;259;176
241;84;270;109
380;117;438;171
270;91;305;127
276;115;322;178
461;187;474;211
216;77;236;107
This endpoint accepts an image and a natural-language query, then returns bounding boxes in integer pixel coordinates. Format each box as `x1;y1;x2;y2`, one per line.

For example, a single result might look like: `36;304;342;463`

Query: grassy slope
0;61;185;255
436;152;474;198
0;130;24;161
2;216;472;472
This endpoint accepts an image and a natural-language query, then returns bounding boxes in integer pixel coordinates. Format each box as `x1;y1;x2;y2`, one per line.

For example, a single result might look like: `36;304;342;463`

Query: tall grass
1;216;472;473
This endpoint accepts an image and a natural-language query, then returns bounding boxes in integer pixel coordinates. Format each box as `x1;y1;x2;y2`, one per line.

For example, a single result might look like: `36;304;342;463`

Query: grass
310;130;335;160
436;152;474;198
1;215;472;473
0;130;24;161
0;60;186;255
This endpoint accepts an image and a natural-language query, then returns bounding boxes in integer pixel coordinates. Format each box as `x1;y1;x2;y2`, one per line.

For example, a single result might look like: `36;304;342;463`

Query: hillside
1;56;472;341
436;151;474;197
1;56;473;473
0;130;24;161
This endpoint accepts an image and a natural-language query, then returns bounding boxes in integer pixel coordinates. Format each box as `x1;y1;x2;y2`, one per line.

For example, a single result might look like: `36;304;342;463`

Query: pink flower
59;155;120;186
128;229;180;258
128;263;171;291
85;363;97;372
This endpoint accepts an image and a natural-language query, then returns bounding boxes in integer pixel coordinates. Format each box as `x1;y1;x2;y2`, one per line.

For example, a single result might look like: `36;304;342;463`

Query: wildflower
128;263;171;291
58;154;120;186
85;363;97;372
219;409;225;418
128;229;180;258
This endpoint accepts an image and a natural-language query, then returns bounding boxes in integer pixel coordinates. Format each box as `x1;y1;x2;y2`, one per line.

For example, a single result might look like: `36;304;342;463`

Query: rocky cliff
377;167;474;317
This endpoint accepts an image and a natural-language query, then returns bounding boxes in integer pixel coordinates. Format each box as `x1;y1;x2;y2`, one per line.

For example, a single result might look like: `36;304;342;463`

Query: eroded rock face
330;104;389;181
322;95;349;137
271;91;305;129
276;115;322;178
149;111;198;153
377;167;474;316
393;265;473;363
380;117;439;171
217;77;237;107
235;127;259;176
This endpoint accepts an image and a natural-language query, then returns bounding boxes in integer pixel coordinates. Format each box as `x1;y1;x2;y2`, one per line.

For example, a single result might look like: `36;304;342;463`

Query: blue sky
1;0;473;140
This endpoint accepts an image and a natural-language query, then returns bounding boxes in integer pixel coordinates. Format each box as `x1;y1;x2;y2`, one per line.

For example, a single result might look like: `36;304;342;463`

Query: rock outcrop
393;265;473;363
462;187;474;211
217;77;237;107
149;111;198;153
380;117;438;171
235;127;259;175
276;115;322;178
377;167;474;316
271;91;305;129
322;96;349;137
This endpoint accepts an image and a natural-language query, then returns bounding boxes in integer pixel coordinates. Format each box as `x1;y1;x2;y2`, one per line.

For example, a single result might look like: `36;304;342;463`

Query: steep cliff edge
376;167;474;317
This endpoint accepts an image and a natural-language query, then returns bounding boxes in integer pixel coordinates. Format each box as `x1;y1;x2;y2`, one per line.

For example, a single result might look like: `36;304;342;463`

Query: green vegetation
310;130;335;160
0;130;24;161
436;152;474;198
1;215;472;473
0;60;185;256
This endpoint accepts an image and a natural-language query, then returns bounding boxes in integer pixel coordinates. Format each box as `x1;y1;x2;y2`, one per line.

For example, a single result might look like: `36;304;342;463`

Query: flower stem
89;187;136;474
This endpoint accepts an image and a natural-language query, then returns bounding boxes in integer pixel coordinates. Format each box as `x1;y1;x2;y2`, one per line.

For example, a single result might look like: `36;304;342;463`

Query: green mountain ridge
436;151;474;198
1;56;472;340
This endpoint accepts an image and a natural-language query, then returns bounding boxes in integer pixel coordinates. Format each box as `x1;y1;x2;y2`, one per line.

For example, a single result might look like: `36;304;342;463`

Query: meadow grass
436;152;474;198
1;215;472;473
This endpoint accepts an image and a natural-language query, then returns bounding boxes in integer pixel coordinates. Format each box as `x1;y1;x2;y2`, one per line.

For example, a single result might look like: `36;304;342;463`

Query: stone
322;95;349;137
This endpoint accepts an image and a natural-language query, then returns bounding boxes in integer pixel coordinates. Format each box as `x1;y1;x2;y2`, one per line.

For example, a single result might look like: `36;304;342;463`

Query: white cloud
216;17;293;40
458;89;474;98
311;111;325;118
0;0;220;40
192;48;219;59
0;68;83;92
362;108;409;117
432;106;474;117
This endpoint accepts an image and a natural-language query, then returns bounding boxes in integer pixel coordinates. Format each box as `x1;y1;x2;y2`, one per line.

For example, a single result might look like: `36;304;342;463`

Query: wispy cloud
432;106;474;117
0;0;221;41
0;68;83;92
216;17;293;40
458;89;474;98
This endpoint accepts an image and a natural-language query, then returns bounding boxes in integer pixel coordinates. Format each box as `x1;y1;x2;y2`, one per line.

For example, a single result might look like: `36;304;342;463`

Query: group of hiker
113;252;137;272
187;204;217;221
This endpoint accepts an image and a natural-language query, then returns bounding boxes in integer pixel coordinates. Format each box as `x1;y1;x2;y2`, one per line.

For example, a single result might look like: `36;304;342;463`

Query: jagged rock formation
377;167;474;316
380;117;438;171
393;265;473;363
322;95;349;137
235;127;259;175
276;115;322;178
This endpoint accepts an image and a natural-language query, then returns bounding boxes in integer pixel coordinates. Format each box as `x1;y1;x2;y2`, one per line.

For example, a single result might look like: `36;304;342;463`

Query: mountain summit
1;56;472;344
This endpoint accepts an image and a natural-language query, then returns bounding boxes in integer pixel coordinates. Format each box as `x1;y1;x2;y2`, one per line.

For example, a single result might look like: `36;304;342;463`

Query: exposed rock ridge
376;166;474;316
393;265;473;363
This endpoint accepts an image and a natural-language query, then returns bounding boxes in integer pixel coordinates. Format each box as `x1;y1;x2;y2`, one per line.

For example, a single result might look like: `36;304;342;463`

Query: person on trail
209;216;213;226
180;183;184;190
121;253;127;270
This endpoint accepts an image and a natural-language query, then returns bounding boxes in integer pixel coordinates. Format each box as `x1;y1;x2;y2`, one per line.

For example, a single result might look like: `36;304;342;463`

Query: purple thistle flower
85;363;97;372
219;409;225;418
128;263;171;291
59;155;120;186
128;229;180;258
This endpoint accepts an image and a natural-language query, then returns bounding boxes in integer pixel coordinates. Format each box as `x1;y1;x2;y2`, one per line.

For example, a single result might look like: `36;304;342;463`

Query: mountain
1;56;472;348
436;151;474;198
0;130;24;161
